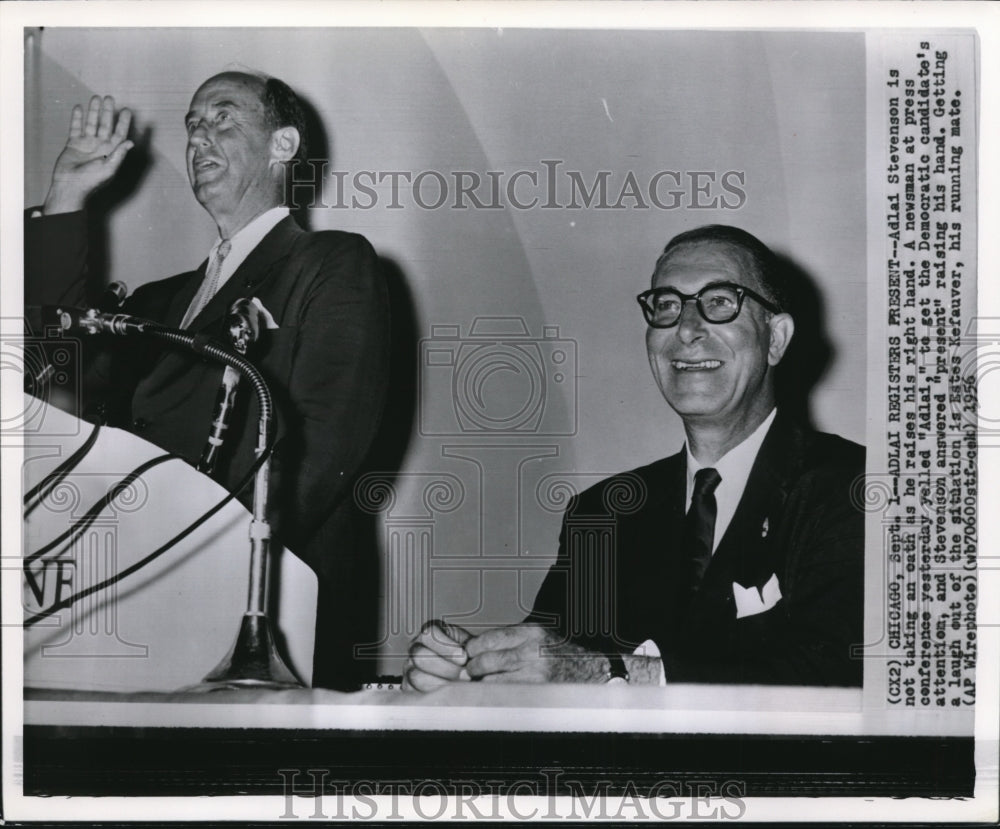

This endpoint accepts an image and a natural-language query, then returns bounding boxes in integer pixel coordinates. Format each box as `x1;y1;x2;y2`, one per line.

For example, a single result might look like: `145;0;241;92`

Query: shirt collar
685;407;777;493
208;206;290;263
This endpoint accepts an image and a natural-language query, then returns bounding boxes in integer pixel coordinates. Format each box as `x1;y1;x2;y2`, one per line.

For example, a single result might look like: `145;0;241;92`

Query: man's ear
269;126;301;164
766;313;794;366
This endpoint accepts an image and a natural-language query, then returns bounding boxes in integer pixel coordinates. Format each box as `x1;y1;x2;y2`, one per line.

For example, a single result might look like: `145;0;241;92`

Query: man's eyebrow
184;99;243;123
653;279;742;292
699;279;743;290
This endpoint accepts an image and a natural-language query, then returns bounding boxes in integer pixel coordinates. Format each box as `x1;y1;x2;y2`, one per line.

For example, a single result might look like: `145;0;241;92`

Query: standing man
405;225;864;690
25;73;390;690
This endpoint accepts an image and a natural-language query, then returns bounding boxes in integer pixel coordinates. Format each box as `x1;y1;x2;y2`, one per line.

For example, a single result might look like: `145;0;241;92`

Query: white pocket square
733;573;782;619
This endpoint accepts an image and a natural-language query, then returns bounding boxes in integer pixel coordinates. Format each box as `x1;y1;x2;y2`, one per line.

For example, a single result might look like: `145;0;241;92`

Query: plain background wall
25;28;867;674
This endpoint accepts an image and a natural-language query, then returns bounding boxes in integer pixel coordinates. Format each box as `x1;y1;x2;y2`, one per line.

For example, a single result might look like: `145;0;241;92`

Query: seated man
25;73;389;689
405;225;865;690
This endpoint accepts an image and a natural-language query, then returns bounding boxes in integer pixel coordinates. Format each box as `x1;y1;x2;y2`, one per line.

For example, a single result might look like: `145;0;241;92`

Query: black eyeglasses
636;282;780;328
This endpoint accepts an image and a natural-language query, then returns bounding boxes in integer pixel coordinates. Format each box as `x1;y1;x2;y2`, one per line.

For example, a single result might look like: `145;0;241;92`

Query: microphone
32;291;295;687
98;281;128;312
226;298;264;357
197;299;265;475
26;282;128;395
56;306;149;336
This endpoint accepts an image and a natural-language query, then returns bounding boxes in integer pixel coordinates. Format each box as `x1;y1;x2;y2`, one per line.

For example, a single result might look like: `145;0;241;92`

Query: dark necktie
681;467;722;597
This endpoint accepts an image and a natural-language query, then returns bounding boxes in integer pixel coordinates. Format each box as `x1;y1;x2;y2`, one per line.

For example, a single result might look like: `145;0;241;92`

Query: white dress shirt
685;407;777;553
634;408;778;682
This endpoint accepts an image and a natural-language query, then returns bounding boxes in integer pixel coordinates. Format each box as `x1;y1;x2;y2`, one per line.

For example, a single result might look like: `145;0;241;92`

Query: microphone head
99;281;129;311
226;298;262;354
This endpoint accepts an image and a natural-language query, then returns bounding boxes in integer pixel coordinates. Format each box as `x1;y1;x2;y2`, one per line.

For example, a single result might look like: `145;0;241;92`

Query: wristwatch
604;652;630;684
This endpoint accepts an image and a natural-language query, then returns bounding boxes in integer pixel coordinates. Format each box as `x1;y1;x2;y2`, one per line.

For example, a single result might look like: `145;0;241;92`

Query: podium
21;395;317;691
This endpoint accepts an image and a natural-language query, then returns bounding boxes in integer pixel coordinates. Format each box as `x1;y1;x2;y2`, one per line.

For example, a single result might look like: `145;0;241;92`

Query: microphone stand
57;306;303;691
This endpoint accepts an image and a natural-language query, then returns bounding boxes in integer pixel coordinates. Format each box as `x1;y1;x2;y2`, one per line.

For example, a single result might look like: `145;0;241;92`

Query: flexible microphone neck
36;299;294;687
54;304;274;447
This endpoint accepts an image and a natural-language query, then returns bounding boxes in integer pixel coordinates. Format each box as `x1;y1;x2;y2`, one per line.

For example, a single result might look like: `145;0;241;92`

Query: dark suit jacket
528;414;865;686
25;210;390;689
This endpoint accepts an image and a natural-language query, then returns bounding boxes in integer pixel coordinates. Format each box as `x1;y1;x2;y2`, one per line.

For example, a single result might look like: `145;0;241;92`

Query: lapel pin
760;517;769;538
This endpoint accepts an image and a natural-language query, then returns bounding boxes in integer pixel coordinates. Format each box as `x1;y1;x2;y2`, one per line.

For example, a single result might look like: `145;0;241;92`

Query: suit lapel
185;216;303;332
700;414;804;595
612;452;685;646
645;452;686;516
631;453;685;593
158;267;206;328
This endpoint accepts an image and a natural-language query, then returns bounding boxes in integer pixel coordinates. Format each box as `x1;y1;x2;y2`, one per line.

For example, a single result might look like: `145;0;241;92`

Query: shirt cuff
632;639;666;686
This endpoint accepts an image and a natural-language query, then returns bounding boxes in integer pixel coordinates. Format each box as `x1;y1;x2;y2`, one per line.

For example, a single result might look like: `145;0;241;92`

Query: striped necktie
181;239;231;328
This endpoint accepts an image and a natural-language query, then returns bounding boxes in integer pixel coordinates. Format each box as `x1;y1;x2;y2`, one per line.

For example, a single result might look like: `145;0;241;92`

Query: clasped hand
403;620;605;692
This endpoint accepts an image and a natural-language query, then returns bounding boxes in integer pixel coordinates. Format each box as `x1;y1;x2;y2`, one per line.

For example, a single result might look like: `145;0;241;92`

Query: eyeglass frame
635;281;782;329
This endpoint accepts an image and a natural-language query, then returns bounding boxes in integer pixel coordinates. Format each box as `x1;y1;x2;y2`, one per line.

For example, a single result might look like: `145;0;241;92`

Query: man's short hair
260;76;308;163
655;225;790;313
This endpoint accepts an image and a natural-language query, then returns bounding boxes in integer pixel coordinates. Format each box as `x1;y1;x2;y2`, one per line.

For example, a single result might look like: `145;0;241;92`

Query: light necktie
681;467;722;598
181;239;231;328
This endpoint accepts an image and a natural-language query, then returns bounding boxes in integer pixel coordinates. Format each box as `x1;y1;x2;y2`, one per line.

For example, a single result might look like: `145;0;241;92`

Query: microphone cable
23;430;276;628
24;452;175;566
22;421;103;519
25;309;278;629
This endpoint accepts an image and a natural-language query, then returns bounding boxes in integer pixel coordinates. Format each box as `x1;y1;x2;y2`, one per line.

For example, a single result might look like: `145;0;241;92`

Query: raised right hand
43;95;134;215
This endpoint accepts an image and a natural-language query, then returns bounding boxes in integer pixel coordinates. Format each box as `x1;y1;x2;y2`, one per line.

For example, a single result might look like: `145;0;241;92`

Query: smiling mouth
670;359;723;371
